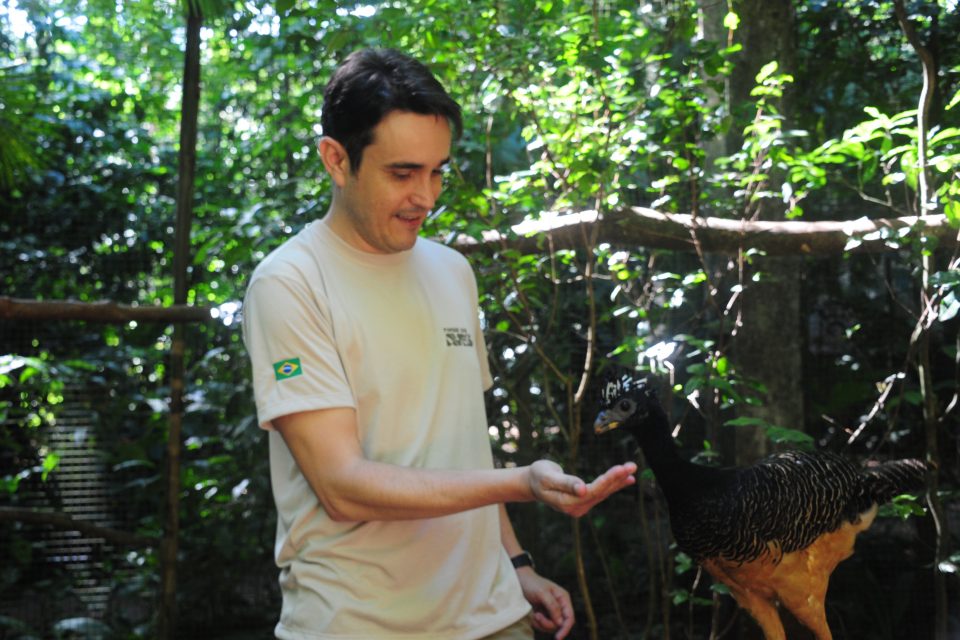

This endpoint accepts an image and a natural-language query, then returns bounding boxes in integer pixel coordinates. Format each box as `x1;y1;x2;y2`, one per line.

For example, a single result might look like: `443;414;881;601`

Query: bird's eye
618;400;632;411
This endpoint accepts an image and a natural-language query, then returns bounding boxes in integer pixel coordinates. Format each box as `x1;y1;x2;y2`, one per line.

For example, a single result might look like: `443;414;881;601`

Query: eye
618;399;632;412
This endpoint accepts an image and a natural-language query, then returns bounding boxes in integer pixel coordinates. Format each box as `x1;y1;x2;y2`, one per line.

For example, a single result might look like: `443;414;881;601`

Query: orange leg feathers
702;506;877;640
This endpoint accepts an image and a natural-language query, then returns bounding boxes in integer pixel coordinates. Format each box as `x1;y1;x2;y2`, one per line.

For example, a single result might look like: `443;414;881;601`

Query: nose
410;174;441;210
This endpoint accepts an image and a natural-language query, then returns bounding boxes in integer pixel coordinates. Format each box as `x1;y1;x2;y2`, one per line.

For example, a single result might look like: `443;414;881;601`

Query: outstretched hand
528;459;637;518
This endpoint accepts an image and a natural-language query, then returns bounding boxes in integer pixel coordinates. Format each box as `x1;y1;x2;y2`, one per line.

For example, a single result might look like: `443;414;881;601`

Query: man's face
332;111;452;254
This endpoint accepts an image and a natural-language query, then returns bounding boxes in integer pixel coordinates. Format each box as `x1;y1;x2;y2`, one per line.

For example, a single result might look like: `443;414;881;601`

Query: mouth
395;211;426;227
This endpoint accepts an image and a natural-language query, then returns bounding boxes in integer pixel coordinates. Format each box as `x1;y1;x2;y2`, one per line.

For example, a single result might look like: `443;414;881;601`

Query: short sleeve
242;272;355;429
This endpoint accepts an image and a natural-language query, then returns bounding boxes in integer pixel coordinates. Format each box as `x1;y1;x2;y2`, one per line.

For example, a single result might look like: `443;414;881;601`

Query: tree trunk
727;0;804;465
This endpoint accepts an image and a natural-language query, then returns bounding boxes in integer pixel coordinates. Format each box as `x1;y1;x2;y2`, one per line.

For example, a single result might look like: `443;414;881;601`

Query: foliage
1;0;957;638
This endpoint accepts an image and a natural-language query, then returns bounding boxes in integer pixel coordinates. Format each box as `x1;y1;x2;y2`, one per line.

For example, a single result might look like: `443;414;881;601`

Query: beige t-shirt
242;220;530;639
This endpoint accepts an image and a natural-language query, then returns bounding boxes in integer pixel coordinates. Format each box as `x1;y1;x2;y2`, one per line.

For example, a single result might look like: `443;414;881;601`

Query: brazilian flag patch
273;358;303;381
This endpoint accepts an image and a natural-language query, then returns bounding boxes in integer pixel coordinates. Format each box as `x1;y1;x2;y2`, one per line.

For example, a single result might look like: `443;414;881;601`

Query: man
242;48;636;640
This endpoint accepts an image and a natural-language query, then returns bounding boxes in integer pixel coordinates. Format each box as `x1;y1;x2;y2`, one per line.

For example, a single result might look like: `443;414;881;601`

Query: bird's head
593;371;659;436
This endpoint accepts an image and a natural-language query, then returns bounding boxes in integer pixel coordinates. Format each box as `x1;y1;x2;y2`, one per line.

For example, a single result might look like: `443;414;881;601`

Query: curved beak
593;411;621;434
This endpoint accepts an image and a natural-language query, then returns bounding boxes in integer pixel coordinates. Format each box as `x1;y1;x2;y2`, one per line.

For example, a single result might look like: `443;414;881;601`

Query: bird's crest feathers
599;368;652;408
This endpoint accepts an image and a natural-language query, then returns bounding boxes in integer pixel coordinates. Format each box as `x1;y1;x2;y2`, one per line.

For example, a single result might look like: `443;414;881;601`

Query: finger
556;613;574;639
564;468;635;517
586;464;634;494
542;588;570;625
555;595;575;639
620;461;638;475
602;463;637;487
553;465;636;516
531;611;557;632
605;462;638;481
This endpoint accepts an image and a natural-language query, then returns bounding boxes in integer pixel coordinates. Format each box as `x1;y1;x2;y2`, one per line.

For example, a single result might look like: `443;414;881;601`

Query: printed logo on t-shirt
444;327;474;347
273;358;303;380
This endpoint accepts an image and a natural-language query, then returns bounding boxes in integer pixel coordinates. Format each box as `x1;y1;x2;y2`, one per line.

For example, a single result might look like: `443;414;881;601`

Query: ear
318;137;351;188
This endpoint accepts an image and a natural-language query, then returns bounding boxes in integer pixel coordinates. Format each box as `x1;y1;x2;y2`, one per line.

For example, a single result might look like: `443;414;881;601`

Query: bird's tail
862;458;928;503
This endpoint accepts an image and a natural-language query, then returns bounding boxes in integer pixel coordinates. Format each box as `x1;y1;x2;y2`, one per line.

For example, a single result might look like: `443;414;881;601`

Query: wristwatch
510;551;535;570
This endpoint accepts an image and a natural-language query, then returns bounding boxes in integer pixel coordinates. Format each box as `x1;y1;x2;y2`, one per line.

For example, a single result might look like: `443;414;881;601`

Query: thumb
558;474;586;497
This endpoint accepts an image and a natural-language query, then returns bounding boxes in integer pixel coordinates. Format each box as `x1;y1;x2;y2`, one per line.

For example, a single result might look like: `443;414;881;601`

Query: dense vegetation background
1;0;958;638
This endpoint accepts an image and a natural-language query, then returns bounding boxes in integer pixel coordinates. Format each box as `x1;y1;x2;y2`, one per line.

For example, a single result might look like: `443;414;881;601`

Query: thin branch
0;297;214;323
0;506;156;548
452;208;958;257
892;5;949;639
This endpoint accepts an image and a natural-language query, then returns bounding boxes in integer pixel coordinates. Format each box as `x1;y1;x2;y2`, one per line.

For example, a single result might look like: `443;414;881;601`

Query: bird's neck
635;405;700;497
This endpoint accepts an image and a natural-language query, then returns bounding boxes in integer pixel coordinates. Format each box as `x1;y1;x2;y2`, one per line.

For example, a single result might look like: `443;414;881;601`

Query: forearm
318;459;535;522
274;407;635;523
312;456;630;523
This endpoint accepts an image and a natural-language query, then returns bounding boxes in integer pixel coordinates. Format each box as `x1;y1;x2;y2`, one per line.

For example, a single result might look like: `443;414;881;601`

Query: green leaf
945;200;960;227
724;416;769;428
930;270;960;287
755;61;779;84
946;88;960;111
929;127;960;146
940;292;959;323
714;356;728;376
41;452;61;481
674;551;695;574
765;426;814;446
879;495;926;519
723;11;740;30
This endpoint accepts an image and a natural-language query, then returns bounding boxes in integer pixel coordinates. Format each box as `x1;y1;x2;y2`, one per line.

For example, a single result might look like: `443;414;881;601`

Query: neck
633;404;698;498
322;205;351;242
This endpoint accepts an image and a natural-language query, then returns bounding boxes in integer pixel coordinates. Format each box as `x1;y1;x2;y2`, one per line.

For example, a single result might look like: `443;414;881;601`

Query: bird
592;371;927;640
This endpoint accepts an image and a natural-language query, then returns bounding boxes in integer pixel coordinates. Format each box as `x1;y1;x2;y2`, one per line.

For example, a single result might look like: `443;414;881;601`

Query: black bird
593;372;927;640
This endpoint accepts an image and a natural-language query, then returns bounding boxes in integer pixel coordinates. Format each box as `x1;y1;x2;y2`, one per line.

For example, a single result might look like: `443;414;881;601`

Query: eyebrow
386;158;451;171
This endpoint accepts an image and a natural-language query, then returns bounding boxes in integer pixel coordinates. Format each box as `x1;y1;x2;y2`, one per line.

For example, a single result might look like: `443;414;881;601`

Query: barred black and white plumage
670;450;926;565
593;373;927;640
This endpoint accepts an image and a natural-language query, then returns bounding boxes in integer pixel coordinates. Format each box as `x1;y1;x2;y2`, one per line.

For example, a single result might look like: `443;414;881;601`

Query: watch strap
510;551;535;570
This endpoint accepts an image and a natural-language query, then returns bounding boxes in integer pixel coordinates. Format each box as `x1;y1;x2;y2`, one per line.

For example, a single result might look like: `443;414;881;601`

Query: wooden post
158;3;202;638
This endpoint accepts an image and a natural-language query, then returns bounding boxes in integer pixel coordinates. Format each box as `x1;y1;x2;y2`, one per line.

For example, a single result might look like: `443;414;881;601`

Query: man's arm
273;407;636;522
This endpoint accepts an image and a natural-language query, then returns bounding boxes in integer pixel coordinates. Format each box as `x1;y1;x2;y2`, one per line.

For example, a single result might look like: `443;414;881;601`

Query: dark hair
320;48;463;172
